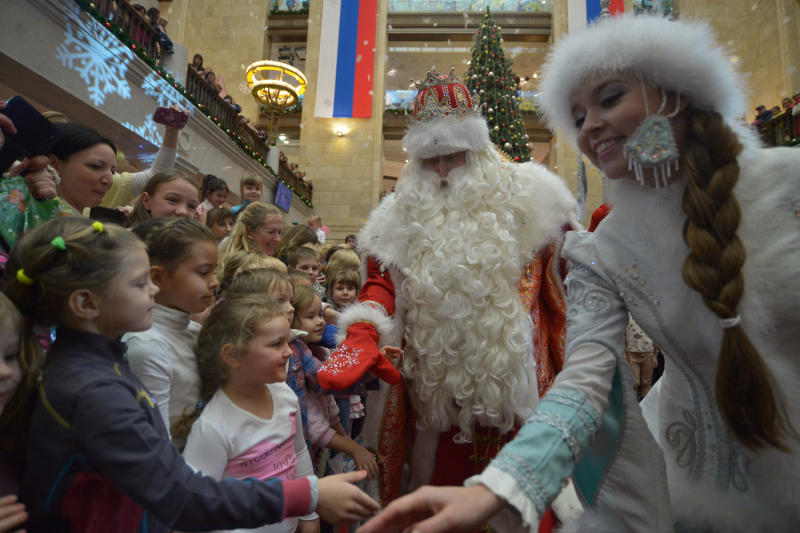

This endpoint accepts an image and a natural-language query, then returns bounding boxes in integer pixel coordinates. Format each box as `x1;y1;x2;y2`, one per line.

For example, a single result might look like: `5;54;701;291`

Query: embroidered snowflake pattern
57;10;134;106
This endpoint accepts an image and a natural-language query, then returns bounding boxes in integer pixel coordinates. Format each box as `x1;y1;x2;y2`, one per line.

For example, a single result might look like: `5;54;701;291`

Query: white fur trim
403;115;491;160
334;302;395;348
358;155;576;270
539;15;755;151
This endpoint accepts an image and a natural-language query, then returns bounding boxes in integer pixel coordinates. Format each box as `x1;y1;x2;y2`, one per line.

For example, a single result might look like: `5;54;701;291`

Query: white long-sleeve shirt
124;304;201;444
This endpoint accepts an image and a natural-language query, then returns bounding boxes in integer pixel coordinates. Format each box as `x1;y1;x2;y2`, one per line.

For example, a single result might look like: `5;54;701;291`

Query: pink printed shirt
183;382;317;532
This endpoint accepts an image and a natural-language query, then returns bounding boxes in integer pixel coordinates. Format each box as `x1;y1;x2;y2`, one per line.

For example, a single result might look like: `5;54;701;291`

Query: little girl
290;286;378;479
128;170;202;225
207;206;235;243
126;218;218;443
231;175;263;216
225;269;321;452
4;217;377;531
0;293;42;532
199;174;230;211
179;294;320;533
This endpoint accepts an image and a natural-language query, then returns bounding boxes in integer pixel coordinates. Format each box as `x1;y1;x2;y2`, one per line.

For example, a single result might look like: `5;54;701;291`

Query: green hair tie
51;236;67;251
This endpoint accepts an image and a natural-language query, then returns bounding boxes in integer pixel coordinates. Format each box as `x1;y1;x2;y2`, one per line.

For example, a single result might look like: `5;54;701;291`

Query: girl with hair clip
128;170;203;226
124;218;218;445
225;269;321;453
200;174;230;211
220;201;284;259
360;15;800;533
0;293;42;533
3;218;377;532
178;294;323;533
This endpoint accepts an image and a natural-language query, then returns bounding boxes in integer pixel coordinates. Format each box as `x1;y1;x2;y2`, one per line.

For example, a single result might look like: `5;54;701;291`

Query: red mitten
318;321;402;390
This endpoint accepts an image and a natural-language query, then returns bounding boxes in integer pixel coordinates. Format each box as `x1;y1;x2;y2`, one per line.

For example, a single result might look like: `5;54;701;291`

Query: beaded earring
623;79;682;187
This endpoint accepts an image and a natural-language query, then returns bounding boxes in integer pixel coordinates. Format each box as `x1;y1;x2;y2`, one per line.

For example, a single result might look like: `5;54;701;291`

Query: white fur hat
403;69;491;160
538;15;749;146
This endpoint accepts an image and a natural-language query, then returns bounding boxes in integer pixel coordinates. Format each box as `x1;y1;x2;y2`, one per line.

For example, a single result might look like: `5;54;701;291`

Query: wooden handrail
757;111;799;147
92;0;161;62
184;66;312;204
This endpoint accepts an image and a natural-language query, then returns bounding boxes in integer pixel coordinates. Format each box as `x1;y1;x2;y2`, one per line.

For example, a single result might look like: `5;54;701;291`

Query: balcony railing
758;111;800;147
91;0;161;62
184;67;312;203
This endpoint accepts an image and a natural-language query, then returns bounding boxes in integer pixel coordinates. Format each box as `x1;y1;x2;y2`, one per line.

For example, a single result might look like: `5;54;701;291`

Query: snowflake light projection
121;72;194;146
141;72;192;110
121;118;163;147
57;9;134;106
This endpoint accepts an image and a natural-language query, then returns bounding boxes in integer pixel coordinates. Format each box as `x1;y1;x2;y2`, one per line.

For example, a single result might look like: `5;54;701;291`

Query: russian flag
567;0;624;33
315;0;377;118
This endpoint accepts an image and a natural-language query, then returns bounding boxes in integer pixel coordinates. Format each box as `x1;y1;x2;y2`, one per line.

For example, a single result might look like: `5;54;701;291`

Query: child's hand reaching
0;495;27;533
297;518;320;533
317;471;379;525
351;445;380;479
379;346;403;361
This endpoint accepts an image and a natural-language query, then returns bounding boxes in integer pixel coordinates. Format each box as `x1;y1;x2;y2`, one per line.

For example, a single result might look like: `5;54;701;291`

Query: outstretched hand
317;471;380;526
379;345;403;360
0;495;27;533
357;484;505;533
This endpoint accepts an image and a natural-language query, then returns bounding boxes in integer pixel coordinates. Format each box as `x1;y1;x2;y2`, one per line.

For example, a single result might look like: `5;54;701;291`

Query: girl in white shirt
179;293;320;533
126;218;219;444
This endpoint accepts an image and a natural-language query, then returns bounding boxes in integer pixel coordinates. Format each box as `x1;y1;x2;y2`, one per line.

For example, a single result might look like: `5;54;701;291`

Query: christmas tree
465;8;531;163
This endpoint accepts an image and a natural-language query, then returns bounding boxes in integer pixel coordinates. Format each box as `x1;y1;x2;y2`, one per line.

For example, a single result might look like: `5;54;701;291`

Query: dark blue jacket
22;328;314;532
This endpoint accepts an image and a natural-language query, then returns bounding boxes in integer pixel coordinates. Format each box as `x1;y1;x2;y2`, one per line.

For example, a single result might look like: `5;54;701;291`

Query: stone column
298;3;389;243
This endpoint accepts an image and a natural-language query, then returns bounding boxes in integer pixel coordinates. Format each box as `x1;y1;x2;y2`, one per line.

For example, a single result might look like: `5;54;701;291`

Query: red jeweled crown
412;68;478;123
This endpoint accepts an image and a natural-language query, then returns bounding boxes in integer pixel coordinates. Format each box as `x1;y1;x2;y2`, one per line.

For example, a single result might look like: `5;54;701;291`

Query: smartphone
153;106;188;129
0;96;56;172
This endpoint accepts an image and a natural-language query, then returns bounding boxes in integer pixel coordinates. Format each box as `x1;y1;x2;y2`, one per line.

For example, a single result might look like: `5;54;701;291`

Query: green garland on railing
74;0;313;208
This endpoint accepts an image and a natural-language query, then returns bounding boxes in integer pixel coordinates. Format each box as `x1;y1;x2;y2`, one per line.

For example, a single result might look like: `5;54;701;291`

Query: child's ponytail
171;293;285;440
3;218;143;326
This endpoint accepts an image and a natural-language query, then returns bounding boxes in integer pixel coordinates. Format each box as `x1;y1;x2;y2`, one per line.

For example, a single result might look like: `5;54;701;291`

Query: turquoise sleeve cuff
489;387;601;517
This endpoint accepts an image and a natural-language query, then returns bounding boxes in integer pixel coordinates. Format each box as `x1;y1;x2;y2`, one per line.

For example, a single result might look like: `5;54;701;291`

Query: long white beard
394;149;538;443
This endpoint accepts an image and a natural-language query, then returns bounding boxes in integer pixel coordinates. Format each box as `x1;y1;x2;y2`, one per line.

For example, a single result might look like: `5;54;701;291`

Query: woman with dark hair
0;122;116;251
190;53;205;75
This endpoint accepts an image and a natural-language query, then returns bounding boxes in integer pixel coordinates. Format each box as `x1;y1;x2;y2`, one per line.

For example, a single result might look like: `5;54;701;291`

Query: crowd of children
0;118;389;530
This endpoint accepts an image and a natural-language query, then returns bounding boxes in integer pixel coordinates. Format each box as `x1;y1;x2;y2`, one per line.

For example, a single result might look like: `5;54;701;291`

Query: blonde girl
322;248;359;281
125;218;218;443
128;170;202;225
291;286;378;480
222;201;283;257
274;224;319;264
4;217;375;530
179;294;321;533
0;293;42;532
216;249;287;293
231;175;263;215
